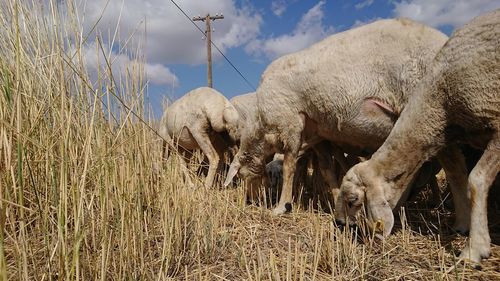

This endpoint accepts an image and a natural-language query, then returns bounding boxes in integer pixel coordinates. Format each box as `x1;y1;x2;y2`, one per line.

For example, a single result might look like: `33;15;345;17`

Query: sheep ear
224;160;241;187
363;98;398;117
366;189;394;238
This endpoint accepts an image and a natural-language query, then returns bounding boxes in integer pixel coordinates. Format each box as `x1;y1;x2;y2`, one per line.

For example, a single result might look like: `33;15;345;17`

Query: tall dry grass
0;1;498;280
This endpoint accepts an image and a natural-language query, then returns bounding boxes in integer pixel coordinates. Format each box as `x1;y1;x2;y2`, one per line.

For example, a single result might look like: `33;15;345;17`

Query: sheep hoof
459;245;490;268
272;203;292;215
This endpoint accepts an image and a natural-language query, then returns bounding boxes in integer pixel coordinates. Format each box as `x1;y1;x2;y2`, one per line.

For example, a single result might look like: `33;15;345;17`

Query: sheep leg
437;145;470;234
312;144;340;202
178;147;195;188
190;129;220;188
318;155;339;189
273;151;299;215
179;147;194;167
428;175;442;207
460;135;500;265
162;140;170;161
162;139;195;188
272;113;307;215
210;132;230;174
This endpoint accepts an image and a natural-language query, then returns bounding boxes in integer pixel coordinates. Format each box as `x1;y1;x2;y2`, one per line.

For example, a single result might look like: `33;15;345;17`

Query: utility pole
193;13;224;88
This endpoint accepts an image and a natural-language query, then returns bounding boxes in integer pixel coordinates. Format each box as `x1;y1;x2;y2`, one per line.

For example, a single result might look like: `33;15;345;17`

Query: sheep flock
161;10;500;269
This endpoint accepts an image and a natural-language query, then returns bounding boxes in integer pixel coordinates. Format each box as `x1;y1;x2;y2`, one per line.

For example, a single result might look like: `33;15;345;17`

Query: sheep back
255;18;448;150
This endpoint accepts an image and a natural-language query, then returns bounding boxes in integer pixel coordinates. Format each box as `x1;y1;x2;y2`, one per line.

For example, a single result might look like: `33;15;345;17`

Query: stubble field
0;1;498;280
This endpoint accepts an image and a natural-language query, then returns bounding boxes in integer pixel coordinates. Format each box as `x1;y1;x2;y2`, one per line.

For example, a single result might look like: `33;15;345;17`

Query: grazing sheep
228;94;332;202
337;10;499;265
228;89;351;203
224;18;448;215
228;93;347;202
160;87;239;188
229;92;277;195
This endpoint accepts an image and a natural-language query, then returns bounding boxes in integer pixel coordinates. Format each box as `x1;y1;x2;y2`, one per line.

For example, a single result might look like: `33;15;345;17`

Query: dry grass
0;1;499;280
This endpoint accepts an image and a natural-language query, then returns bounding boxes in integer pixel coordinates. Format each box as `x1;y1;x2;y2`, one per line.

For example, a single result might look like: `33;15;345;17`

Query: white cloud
393;0;500;28
77;44;179;87
355;0;374;10
246;1;334;60
271;0;287;17
145;63;179;86
78;0;262;65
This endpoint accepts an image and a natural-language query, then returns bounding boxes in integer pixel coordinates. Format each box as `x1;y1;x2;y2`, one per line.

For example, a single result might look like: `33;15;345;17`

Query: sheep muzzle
223;161;241;187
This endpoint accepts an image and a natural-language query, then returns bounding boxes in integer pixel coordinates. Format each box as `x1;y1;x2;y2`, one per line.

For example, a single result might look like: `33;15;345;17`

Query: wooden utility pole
193;13;224;88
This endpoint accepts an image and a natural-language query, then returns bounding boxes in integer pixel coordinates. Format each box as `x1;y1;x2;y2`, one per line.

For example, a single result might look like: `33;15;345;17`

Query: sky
75;0;500;118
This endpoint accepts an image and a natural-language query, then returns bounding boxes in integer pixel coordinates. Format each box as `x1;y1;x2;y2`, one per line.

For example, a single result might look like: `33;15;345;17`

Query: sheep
228;93;335;194
227;92;273;196
228;93;347;203
224;18;448;215
336;9;499;265
160;87;239;188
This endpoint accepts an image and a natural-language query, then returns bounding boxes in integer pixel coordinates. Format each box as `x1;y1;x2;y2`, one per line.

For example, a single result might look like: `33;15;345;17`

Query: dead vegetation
0;1;498;280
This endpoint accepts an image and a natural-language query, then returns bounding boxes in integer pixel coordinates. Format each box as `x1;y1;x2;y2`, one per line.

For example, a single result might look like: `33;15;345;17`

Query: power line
168;0;257;91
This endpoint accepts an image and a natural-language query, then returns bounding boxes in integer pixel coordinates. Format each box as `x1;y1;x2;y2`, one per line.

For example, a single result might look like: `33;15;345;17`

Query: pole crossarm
192;14;224;21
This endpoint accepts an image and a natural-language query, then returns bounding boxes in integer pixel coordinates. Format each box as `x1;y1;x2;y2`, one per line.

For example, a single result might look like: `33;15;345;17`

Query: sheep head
223;129;274;187
224;148;267;187
336;161;394;238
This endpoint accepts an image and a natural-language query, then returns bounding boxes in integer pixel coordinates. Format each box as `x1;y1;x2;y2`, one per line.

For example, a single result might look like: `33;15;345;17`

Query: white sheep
160;87;239;188
337;9;499;265
228;92;273;196
228;93;347;203
224;18;448;215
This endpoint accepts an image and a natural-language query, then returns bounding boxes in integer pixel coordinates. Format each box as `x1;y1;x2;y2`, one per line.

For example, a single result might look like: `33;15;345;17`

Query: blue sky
77;0;500;118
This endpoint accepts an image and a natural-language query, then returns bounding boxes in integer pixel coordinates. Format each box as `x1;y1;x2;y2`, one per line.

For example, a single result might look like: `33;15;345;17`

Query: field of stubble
0;1;498;280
